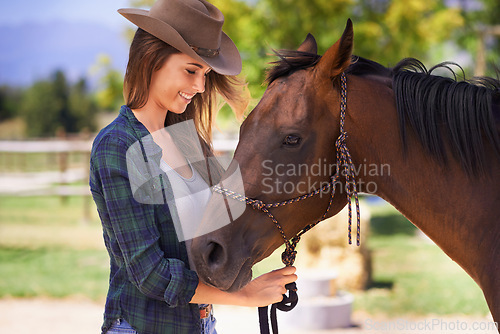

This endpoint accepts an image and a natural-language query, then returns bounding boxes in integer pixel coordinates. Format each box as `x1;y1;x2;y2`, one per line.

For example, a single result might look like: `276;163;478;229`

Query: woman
89;0;297;333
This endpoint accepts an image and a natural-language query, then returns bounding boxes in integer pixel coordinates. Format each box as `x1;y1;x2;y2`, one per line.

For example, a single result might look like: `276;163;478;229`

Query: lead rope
213;73;360;334
337;73;361;246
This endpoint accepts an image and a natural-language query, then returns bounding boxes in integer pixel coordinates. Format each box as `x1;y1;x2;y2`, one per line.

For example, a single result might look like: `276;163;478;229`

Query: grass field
0;196;108;301
0;195;491;316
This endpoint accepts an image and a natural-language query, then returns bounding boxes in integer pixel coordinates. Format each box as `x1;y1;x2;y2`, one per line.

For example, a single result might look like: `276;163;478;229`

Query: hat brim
118;8;242;76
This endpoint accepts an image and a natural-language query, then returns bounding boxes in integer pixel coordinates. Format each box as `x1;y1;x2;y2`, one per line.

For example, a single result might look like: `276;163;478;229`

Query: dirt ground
0;298;497;333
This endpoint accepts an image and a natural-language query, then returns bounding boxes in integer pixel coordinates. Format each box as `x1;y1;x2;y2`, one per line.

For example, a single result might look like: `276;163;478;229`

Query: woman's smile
179;91;196;103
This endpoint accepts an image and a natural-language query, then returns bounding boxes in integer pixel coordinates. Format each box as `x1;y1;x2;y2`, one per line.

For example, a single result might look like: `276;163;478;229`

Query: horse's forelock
265;50;322;84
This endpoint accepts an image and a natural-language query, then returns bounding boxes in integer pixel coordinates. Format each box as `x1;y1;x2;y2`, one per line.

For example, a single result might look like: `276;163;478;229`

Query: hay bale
295;202;372;290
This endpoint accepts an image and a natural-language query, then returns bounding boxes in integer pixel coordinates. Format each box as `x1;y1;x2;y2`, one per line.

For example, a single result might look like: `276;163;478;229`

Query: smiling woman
88;1;298;334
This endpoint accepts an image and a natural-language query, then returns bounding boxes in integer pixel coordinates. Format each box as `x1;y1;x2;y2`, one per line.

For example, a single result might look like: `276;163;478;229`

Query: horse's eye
282;134;301;147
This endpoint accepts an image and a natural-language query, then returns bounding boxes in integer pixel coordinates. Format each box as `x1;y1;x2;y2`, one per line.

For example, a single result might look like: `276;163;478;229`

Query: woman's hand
237;266;297;307
190;266;297;307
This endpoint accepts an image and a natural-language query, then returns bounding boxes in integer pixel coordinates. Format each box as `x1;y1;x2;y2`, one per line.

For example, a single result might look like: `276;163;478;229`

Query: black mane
266;50;321;84
391;58;500;176
266;50;500;176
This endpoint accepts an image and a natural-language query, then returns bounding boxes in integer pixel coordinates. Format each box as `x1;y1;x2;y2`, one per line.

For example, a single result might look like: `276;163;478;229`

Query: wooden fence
0;138;237;223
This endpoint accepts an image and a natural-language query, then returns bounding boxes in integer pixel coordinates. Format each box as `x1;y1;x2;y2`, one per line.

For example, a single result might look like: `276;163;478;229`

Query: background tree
69;78;98;133
456;0;500;76
20;70;97;137
0;85;23;121
90;54;124;112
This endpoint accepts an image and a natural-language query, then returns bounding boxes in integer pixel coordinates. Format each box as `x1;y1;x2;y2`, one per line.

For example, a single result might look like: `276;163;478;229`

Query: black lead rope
259;282;298;334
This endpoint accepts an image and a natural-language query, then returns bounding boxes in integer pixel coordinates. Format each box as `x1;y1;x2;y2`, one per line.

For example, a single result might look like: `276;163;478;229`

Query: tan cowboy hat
118;0;241;75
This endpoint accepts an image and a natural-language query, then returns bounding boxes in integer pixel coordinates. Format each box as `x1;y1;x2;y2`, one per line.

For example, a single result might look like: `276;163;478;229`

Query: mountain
0;20;130;88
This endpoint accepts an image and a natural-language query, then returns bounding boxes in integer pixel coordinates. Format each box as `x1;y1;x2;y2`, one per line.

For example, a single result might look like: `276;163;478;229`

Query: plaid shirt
89;105;201;334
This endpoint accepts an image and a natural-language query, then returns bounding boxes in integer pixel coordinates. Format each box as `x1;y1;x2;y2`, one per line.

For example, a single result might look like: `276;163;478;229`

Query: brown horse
189;20;500;322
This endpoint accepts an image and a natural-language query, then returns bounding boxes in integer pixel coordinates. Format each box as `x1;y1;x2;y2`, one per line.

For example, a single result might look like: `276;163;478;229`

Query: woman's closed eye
186;69;210;77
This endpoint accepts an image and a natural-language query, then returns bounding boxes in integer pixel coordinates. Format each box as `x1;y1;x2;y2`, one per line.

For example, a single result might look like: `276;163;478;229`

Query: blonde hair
124;28;248;146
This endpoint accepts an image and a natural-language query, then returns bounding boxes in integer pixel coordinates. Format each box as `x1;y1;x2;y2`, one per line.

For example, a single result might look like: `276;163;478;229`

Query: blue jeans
106;315;217;334
201;312;217;334
106;319;137;334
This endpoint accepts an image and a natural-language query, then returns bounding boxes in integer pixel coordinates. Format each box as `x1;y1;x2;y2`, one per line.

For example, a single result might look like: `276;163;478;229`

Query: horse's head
189;20;355;291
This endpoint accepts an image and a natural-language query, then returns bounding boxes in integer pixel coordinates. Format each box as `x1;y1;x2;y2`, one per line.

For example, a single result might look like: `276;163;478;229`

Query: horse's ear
317;19;353;78
297;33;317;54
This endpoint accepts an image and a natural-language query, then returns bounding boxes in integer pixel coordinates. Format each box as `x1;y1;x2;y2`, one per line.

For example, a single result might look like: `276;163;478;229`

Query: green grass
0;195;109;301
0;195;97;227
0;247;108;301
0;195;492;316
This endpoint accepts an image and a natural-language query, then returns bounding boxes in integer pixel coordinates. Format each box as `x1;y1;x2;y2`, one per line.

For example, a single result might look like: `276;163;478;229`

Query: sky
1;0;133;29
0;0;140;86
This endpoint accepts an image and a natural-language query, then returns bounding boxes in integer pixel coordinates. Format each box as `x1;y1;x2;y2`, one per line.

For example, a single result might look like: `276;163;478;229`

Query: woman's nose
193;74;206;93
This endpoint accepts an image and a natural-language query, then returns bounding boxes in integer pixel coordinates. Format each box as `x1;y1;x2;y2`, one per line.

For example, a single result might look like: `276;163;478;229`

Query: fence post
81;128;91;225
57;128;69;205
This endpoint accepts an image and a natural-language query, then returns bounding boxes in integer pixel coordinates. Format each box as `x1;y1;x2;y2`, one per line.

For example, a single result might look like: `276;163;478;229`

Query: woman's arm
190;266;297;307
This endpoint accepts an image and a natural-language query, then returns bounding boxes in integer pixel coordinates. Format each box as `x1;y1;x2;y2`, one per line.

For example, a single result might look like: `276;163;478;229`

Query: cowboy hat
118;0;241;75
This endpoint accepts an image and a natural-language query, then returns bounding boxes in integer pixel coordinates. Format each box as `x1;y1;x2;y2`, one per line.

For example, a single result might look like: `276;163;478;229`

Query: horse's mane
266;50;500;176
390;58;500;176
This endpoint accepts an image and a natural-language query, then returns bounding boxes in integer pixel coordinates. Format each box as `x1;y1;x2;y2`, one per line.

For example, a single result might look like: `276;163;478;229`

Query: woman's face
149;53;212;114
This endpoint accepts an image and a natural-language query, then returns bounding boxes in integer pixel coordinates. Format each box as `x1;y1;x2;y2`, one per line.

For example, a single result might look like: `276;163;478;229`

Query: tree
456;0;500;77
90;54;124;112
0;85;23;121
69;78;98;133
21;70;97;137
21;79;62;137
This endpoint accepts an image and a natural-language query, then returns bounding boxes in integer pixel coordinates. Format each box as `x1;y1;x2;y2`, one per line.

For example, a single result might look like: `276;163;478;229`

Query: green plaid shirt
90;105;201;334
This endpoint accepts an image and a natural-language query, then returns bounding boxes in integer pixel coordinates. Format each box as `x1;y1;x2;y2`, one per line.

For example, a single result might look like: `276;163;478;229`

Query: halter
213;72;360;254
212;73;361;334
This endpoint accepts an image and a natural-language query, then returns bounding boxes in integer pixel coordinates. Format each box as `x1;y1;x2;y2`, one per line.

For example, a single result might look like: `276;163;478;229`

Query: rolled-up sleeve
90;134;199;307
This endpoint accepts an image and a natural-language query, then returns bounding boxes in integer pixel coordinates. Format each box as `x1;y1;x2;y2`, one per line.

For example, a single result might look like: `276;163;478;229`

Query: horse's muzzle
188;226;253;292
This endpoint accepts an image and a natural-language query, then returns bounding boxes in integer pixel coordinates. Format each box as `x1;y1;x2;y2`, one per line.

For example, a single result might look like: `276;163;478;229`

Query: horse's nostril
207;241;225;266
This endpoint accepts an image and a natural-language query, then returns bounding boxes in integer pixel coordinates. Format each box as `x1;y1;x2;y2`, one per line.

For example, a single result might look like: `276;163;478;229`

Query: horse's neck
346;76;499;314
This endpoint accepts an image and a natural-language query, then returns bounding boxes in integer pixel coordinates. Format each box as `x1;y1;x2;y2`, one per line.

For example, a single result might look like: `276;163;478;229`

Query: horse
189;19;500;323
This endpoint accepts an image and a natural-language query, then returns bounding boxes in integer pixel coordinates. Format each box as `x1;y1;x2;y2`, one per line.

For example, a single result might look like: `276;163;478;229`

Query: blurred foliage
0;0;498;137
456;0;500;76
20;71;97;137
0;86;23;121
128;0;480;101
90;54;124;112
